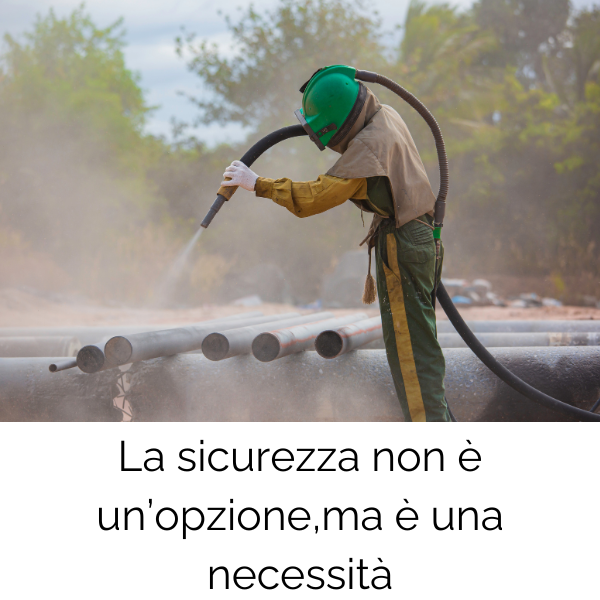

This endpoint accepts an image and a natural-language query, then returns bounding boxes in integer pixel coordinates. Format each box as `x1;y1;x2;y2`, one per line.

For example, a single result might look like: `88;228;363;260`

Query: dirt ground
1;287;599;328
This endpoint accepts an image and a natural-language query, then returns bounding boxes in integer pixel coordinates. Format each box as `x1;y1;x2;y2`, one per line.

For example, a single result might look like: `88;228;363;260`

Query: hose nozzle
201;194;228;229
200;179;239;229
200;124;308;229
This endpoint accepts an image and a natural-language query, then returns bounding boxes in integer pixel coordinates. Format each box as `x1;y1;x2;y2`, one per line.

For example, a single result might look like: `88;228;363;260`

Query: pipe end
77;345;105;374
315;330;344;359
105;336;133;366
252;333;281;363
202;333;230;361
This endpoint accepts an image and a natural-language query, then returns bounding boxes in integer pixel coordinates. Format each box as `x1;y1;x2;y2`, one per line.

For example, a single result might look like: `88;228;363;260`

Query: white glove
221;161;259;191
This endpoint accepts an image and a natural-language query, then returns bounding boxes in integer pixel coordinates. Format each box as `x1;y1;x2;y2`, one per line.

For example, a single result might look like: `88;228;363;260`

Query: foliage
1;5;152;171
448;5;600;291
474;0;570;85
2;0;600;305
0;6;165;301
176;0;385;133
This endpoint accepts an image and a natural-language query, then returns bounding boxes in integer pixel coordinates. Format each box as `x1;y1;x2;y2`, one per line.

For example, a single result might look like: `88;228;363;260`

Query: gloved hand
221;161;259;192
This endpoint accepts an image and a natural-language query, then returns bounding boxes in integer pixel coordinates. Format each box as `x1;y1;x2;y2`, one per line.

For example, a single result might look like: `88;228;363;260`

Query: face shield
294;109;337;151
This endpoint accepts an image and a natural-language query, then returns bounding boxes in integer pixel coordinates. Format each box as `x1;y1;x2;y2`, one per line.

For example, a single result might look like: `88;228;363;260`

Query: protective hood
327;87;436;228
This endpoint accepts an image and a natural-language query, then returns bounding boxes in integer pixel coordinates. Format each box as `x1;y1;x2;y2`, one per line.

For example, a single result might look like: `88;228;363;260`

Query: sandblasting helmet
295;65;367;151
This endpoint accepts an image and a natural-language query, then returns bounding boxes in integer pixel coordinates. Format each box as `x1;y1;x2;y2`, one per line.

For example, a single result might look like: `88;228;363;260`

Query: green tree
0;6;165;299
543;7;600;106
474;0;570;86
447;75;600;296
386;0;499;166
176;0;384;134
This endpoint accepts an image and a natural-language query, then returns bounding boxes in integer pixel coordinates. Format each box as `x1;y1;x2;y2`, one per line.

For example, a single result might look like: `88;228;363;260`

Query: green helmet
295;65;367;151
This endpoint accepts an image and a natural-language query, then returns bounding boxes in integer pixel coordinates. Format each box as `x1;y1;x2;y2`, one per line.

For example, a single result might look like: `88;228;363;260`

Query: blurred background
1;0;599;316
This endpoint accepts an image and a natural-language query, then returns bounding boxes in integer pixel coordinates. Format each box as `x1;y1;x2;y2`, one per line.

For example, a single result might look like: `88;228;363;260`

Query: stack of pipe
202;312;336;361
66;316;600;375
3;347;600;422
76;312;295;374
316;318;600;354
76;311;375;370
252;313;368;362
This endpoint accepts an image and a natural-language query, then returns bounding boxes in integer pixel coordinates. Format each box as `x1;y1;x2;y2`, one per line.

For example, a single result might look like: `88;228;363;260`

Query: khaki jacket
327;86;435;229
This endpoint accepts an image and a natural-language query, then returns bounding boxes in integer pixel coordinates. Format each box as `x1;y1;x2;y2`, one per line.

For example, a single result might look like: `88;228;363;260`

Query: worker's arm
255;175;368;218
220;161;368;218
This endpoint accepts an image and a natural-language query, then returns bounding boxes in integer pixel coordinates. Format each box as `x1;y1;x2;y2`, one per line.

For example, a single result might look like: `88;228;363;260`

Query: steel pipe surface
316;316;383;358
128;347;600;422
104;313;301;367
0;358;121;421
0;311;263;346
2;347;599;422
202;312;334;361
252;313;367;362
438;331;600;348
436;319;600;334
0;336;80;358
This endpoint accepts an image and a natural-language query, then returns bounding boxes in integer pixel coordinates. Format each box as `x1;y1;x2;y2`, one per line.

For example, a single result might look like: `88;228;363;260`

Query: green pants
375;218;450;422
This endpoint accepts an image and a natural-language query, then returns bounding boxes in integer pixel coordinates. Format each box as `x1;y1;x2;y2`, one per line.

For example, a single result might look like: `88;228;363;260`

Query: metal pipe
103;312;302;367
77;313;298;374
76;342;110;374
72;312;264;374
128;347;600;422
438;331;600;348
0;311;263;346
315;316;383;359
0;358;121;421
49;358;78;373
0;336;80;358
3;347;600;421
252;313;367;362
436;319;600;334
202;312;334;361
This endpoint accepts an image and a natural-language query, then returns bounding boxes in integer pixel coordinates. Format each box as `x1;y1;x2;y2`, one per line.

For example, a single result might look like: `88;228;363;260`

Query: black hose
437;283;600;421
201;125;307;228
239;124;308;165
355;70;447;311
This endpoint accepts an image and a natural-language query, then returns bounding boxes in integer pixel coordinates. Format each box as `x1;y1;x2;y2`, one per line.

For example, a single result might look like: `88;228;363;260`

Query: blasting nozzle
201;194;228;229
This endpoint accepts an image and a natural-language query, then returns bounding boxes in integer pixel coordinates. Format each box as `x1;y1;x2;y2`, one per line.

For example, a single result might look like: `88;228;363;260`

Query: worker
220;65;451;422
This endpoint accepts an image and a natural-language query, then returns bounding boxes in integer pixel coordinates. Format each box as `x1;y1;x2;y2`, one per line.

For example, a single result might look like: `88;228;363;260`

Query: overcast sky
1;0;596;144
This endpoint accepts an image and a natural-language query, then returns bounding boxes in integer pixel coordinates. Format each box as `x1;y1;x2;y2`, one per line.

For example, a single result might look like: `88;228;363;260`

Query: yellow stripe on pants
383;233;426;422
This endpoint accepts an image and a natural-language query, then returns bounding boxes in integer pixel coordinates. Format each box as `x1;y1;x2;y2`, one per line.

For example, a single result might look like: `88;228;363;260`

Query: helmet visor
295;110;340;152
